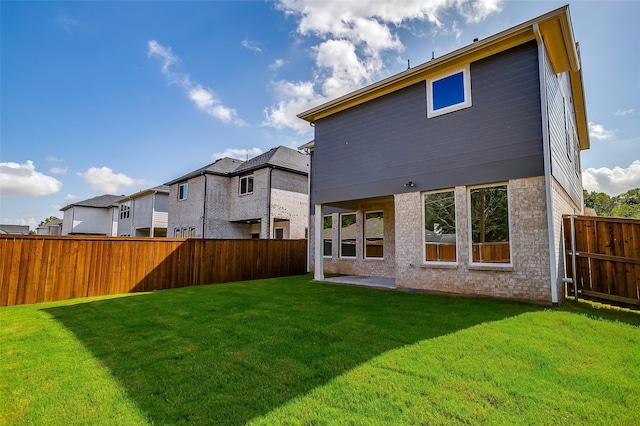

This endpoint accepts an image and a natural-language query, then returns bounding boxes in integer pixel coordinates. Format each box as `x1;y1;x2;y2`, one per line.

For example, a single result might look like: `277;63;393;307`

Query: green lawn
1;275;639;425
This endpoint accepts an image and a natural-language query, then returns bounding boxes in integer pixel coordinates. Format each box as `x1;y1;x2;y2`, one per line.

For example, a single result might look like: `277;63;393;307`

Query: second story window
178;183;188;200
119;202;131;220
427;65;472;118
240;175;254;195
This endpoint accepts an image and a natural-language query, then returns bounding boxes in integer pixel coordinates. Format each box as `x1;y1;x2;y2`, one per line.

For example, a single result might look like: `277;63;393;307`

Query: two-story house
60;194;122;236
166;146;308;239
299;6;589;305
117;185;169;237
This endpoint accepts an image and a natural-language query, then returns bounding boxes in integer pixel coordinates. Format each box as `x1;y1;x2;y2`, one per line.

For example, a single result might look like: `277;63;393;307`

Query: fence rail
563;215;640;306
0;235;307;306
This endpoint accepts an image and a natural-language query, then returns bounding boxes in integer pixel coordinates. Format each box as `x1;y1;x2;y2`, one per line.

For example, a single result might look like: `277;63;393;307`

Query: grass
1;275;639;425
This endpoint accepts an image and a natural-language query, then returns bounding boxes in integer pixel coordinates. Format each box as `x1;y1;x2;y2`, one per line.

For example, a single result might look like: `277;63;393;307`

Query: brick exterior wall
311;176;557;303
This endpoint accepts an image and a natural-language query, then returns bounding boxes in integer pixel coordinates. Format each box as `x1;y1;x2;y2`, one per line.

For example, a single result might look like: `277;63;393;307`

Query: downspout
129;196;135;236
202;173;207;239
534;23;559;305
267;167;274;239
151;191;157;238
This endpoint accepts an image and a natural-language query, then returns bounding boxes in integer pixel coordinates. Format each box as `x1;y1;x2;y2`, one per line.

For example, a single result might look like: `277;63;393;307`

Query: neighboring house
60;195;122;236
0;224;30;235
117;185;169;237
298;6;589;305
36;218;63;235
166;146;308;239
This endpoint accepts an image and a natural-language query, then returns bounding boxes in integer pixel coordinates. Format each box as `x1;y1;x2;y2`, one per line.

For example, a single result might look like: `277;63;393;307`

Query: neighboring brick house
60;195;122;236
117;185;169;237
299;6;589;305
166;146;308;239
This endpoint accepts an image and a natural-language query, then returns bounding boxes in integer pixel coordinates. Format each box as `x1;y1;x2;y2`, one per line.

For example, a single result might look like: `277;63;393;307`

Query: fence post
570;215;578;300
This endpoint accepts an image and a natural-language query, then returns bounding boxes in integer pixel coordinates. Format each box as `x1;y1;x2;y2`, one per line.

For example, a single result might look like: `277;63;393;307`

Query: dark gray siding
313;41;544;205
544;47;582;207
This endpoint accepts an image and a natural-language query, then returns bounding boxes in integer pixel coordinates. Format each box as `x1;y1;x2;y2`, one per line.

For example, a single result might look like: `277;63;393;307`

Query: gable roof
60;194;123;211
232;146;308;175
165;157;245;186
165;146;308;186
297;5;589;150
0;224;30;234
118;185;170;203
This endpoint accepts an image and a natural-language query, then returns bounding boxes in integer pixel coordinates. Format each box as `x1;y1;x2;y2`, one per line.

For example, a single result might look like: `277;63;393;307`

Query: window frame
426;65;472;118
119;201;131;220
178;183;188;200
364;211;384;260
339;212;357;259
322;214;332;258
423;189;458;264
467;182;512;267
239;175;254;195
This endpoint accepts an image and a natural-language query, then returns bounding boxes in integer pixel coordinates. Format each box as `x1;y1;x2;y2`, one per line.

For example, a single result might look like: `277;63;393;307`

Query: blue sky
1;0;639;229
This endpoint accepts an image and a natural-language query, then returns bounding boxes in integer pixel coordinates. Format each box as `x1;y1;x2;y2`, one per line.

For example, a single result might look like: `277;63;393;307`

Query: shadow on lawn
44;277;547;425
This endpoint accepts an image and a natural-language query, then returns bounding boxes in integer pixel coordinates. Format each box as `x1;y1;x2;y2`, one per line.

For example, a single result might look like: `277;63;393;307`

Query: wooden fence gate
563;215;640;306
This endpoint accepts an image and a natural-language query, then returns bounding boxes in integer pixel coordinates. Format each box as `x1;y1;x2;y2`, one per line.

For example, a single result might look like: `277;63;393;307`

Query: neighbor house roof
118;185;170;203
60;194;123;211
297;5;589;150
232;146;308;175
165;146;308;186
165;157;245;186
0;224;30;234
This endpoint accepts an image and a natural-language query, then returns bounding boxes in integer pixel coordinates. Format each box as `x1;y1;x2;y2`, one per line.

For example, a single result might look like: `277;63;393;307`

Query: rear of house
300;6;589;304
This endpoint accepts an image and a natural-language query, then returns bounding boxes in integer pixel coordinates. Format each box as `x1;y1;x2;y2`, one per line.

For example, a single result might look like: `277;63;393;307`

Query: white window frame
322;214;332;258
178;183;188;200
119;201;131;220
339;212;357;259
426;65;472;118
364;211;384;260
422;189;458;265
189;227;196;238
239;175;254;195
174;228;181;238
467;182;513;267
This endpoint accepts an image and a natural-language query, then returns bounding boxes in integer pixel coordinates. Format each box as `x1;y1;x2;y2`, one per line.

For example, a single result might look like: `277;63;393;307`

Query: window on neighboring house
364;211;384;258
189;227;196;238
251;233;260;239
424;190;456;262
178;183;188;200
323;215;332;257
240;175;254;195
340;213;356;258
119;202;131;220
427;65;472;118
469;184;511;264
182;228;188;238
274;228;284;239
174;228;181;238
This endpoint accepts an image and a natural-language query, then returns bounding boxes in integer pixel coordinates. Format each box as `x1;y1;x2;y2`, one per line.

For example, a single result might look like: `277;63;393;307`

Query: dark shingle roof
232;146;308;175
60;194;123;211
165;157;245;186
118;185;170;202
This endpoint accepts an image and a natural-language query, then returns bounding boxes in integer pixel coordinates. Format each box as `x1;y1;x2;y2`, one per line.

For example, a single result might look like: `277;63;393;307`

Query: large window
364;211;384;258
240;176;254;195
470;184;510;264
323;215;332;257
427;65;472;118
424;190;456;262
178;183;188;200
340;213;356;258
119;201;131;220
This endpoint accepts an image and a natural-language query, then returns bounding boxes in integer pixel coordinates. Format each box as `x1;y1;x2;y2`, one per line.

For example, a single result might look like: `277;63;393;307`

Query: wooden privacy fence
0;235;307;306
563;215;640;306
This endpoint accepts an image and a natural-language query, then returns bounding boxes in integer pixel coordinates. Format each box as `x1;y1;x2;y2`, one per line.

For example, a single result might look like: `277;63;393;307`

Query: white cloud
0;160;63;196
46;156;64;162
241;39;262;54
77;166;145;193
213;147;264;161
269;59;285;70
64;194;79;201
614;108;636;116
583;160;640;195
588;122;615;140
266;0;503;133
50;166;68;175
148;40;246;125
56;12;80;32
